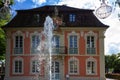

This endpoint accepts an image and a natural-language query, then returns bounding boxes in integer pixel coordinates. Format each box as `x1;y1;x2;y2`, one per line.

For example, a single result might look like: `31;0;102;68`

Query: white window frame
30;57;41;74
52;35;60;48
12;57;24;74
84;31;97;55
68;57;79;75
30;31;41;54
13;31;25;55
34;14;40;23
86;57;97;75
69;14;76;22
67;31;80;55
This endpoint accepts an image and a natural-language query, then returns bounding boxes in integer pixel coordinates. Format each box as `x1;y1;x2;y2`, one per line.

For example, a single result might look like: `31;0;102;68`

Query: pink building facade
3;5;108;80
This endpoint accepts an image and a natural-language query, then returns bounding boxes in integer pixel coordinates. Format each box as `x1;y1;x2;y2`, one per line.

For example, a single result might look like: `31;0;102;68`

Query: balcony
52;46;66;55
14;48;23;54
31;48;40;54
87;48;96;54
69;48;78;54
31;46;66;55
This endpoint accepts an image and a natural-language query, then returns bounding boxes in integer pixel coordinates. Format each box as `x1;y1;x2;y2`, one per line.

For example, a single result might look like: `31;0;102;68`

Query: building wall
4;27;106;80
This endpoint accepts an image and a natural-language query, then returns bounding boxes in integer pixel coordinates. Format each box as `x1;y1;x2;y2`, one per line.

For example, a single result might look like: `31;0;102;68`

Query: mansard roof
3;5;109;28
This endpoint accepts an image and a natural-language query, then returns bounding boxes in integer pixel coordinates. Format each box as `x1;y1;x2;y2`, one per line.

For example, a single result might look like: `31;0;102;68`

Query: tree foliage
0;28;5;60
105;53;120;73
0;0;14;60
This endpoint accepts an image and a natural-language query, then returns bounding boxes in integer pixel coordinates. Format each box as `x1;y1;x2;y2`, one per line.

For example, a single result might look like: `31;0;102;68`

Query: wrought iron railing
52;46;66;54
52;73;60;79
31;48;40;54
87;48;96;54
31;46;66;54
14;48;23;54
69;48;78;54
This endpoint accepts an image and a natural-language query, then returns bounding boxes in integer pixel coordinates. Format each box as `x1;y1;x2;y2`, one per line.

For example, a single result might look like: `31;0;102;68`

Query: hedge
106;73;120;80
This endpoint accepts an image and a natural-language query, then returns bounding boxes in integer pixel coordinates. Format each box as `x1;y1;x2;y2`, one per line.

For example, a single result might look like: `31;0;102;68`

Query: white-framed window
86;57;97;75
68;57;79;74
13;57;23;74
32;35;40;48
51;61;60;79
52;35;60;48
30;32;41;54
52;35;60;54
31;60;40;74
85;31;97;54
69;14;76;22
69;35;78;54
13;31;24;54
68;31;79;54
34;14;40;23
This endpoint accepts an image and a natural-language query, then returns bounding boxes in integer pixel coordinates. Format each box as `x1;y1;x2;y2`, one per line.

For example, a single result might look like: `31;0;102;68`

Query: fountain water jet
43;16;54;80
33;16;55;80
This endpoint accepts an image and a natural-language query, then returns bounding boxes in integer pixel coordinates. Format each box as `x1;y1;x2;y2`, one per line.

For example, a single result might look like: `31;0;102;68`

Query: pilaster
99;31;106;80
4;32;11;80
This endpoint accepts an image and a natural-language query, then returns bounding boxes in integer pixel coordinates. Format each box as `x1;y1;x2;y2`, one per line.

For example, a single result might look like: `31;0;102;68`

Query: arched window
30;57;42;74
85;31;97;54
52;35;61;54
13;57;23;74
52;35;60;48
30;31;41;54
13;31;24;54
31;59;40;73
68;31;80;54
68;57;79;74
86;57;97;75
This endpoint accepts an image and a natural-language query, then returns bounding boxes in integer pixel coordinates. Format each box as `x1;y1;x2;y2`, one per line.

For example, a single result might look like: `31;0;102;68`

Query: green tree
0;28;5;60
105;53;120;73
114;53;120;73
0;0;14;60
105;55;111;73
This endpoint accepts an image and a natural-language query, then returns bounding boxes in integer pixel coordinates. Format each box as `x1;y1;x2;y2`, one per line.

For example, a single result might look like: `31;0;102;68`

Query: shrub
106;73;120;80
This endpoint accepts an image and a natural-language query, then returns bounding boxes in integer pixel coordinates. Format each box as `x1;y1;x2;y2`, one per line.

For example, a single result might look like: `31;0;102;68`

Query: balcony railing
87;48;96;54
52;46;66;54
14;48;23;54
31;48;40;54
31;46;66;54
69;48;78;54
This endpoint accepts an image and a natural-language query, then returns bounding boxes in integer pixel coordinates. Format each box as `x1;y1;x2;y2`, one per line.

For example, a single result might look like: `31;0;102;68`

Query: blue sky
11;0;120;55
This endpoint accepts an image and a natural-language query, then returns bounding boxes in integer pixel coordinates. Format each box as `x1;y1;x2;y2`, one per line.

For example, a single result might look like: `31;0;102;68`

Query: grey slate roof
3;5;109;28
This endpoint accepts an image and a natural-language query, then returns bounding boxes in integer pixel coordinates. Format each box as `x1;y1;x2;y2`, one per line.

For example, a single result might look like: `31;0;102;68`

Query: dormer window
34;14;40;23
69;14;76;22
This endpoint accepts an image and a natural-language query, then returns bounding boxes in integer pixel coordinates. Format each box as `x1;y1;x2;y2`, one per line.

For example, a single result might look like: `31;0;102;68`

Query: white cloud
107;42;120;54
32;0;46;7
16;0;26;3
100;6;120;55
32;0;46;6
58;0;100;9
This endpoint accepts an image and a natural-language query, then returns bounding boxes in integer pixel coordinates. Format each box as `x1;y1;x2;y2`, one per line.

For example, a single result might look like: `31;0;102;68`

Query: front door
52;61;60;80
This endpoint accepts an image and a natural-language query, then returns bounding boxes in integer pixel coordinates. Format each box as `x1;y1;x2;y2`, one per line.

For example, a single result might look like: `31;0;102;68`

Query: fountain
32;16;55;80
42;16;54;80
